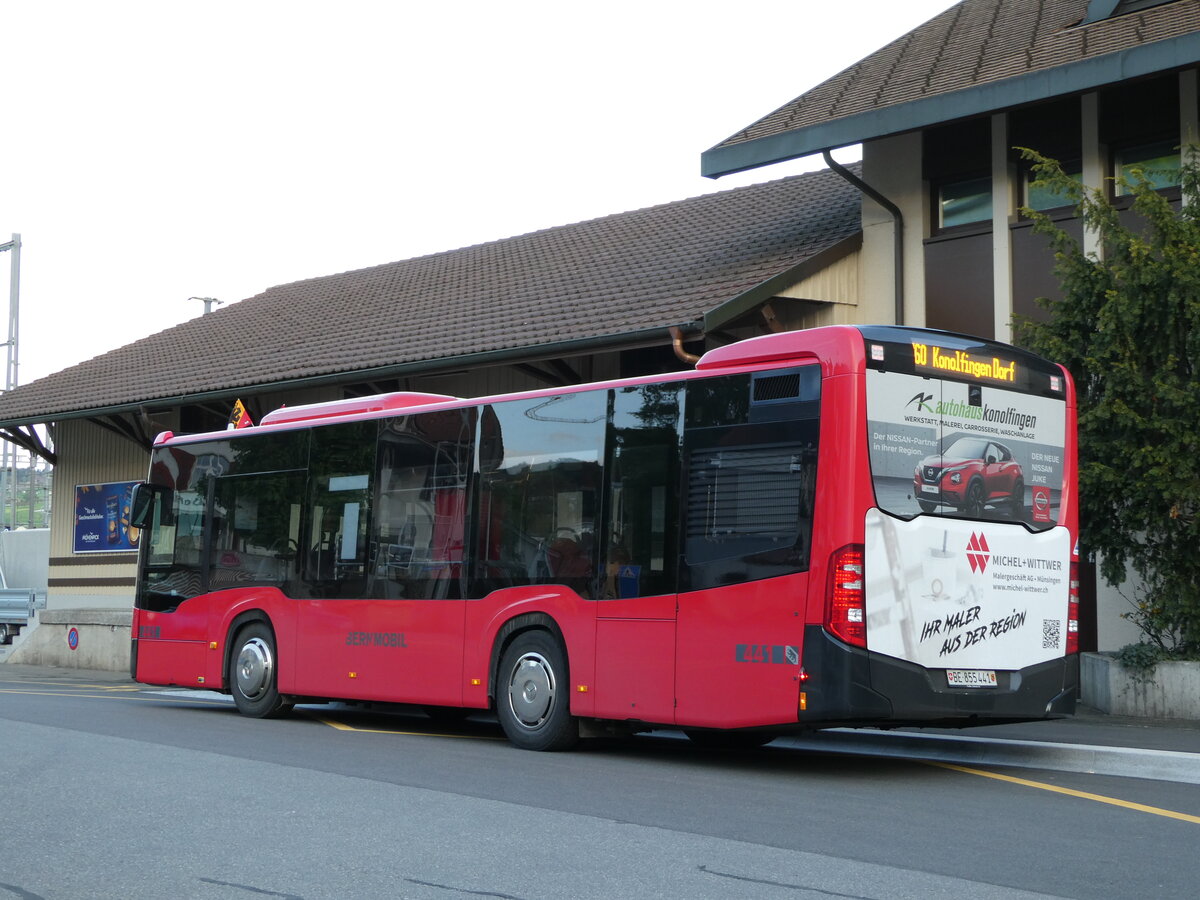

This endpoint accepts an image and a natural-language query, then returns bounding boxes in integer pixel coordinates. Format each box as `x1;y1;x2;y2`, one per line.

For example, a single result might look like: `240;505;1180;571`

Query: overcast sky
1;0;959;386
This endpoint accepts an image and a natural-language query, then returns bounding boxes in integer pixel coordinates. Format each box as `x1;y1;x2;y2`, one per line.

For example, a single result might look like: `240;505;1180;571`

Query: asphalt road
1;669;1198;900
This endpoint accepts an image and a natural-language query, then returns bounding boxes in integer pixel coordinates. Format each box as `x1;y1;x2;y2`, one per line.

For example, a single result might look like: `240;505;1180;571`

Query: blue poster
74;482;141;553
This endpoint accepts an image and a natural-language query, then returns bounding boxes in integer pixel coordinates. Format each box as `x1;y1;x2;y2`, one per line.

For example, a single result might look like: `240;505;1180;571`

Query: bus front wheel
229;622;293;718
496;631;578;751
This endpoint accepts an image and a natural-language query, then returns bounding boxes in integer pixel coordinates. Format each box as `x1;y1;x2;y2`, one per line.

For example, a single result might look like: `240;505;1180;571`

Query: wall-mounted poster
74;482;141;553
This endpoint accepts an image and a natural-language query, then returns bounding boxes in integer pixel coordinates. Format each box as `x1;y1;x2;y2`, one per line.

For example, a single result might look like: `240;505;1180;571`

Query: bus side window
682;372;820;592
209;471;305;590
474;391;606;597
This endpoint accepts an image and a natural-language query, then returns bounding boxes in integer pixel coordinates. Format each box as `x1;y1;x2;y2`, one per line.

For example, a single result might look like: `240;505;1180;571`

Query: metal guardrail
0;588;35;626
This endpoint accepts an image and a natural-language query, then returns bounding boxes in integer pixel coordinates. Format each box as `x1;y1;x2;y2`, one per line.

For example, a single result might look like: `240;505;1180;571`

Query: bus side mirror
129;483;158;529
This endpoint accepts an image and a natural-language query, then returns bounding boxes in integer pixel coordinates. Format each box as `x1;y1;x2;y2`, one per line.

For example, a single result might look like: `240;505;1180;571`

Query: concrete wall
1081;652;1200;720
1094;559;1150;651
7;608;131;671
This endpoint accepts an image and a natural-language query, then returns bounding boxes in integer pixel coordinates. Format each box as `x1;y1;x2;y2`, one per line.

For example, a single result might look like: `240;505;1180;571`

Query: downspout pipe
822;150;904;326
668;326;701;365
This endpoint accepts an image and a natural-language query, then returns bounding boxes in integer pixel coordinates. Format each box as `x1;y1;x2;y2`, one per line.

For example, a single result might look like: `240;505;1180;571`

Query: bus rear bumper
799;625;1078;728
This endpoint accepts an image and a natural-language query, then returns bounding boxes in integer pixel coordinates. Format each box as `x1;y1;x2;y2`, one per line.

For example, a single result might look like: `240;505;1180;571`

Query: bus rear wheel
497;631;578;751
229;622;293;718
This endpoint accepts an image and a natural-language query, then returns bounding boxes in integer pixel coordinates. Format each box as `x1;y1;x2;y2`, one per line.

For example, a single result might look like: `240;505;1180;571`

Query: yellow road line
0;681;141;692
0;687;223;704
310;714;503;741
0;686;499;738
928;761;1200;824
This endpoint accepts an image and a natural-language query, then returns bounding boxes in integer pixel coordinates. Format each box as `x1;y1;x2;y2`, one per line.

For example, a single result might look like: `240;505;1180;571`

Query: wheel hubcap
507;652;555;729
236;637;273;700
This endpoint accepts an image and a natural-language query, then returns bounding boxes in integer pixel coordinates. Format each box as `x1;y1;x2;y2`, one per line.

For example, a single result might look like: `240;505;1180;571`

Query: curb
771;729;1200;784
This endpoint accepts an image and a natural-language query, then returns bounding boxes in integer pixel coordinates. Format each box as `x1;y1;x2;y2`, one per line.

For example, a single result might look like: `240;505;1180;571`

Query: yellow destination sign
911;342;1017;383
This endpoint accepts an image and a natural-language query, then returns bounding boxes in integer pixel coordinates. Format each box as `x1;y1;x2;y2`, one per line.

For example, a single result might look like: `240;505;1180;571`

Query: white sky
0;0;960;386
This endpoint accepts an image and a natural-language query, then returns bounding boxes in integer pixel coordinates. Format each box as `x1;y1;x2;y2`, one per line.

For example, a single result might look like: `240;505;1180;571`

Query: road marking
928;761;1200;824
310;714;504;741
0;680;142;692
0;683;499;738
0;687;227;704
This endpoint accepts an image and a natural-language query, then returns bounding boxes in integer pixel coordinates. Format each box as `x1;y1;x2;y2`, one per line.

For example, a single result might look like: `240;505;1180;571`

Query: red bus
129;325;1079;750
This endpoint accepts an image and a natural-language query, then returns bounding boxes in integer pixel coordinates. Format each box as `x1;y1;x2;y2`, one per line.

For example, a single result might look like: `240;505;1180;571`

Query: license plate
946;669;997;688
920;484;939;494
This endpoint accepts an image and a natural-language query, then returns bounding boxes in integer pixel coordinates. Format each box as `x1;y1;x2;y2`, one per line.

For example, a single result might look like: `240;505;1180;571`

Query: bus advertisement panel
862;336;1074;673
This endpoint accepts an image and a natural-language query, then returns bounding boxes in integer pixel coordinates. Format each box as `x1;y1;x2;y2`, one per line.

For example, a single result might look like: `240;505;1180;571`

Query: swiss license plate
920;484;939;494
946;669;998;688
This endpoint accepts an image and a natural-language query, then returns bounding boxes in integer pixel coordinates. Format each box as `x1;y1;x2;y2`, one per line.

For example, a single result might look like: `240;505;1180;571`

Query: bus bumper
799;625;1078;727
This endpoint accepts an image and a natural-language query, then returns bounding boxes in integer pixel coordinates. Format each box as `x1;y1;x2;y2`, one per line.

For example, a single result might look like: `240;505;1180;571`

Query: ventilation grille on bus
752;373;801;403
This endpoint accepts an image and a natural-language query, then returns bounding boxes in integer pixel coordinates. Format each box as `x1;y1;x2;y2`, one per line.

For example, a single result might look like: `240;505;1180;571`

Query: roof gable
703;0;1200;177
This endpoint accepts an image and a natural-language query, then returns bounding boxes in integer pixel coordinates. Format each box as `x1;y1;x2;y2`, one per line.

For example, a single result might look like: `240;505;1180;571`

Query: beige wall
47;418;156;612
775;249;862;328
860;131;927;327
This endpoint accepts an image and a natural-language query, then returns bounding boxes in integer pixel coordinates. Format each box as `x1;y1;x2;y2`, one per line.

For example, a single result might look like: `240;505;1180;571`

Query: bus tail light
1067;562;1080;655
826;544;866;648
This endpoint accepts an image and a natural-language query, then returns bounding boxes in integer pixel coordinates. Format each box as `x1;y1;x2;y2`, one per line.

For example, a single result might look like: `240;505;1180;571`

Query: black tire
228;621;293;718
918;499;937;513
963;480;985;518
496;630;578;751
684;730;777;750
1010;478;1025;519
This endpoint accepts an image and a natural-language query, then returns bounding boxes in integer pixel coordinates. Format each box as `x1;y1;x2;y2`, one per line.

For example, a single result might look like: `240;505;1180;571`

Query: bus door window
370;408;474;600
604;383;682;600
303;422;376;598
474;390;606;597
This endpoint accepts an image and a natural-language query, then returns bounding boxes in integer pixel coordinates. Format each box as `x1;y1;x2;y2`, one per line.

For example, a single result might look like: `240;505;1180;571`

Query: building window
938;176;992;228
1115;140;1181;195
1024;165;1083;211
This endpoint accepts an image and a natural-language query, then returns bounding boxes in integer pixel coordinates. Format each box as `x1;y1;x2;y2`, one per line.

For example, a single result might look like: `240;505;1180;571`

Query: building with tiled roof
0;166;863;436
7;0;1195;667
0;165;867;663
703;0;1200;652
704;0;1199;177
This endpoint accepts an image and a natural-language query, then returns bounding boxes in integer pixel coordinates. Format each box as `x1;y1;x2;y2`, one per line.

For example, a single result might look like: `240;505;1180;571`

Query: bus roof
150;325;1056;448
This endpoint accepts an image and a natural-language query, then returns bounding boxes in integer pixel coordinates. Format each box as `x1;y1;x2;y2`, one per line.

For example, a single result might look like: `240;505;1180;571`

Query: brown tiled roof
705;0;1200;175
0;166;862;426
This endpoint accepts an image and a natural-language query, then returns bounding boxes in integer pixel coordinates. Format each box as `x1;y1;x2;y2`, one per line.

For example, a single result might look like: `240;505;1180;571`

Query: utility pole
0;234;20;528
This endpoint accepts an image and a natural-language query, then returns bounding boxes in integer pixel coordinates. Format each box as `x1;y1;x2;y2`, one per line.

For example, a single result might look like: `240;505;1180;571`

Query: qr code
1042;619;1061;649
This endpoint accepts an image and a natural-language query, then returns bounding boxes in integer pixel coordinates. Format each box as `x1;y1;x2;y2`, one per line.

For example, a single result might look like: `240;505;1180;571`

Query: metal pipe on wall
822;152;904;326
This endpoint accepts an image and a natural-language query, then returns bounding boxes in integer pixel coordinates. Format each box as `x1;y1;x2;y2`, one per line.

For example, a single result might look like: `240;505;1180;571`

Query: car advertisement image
865;369;1067;526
